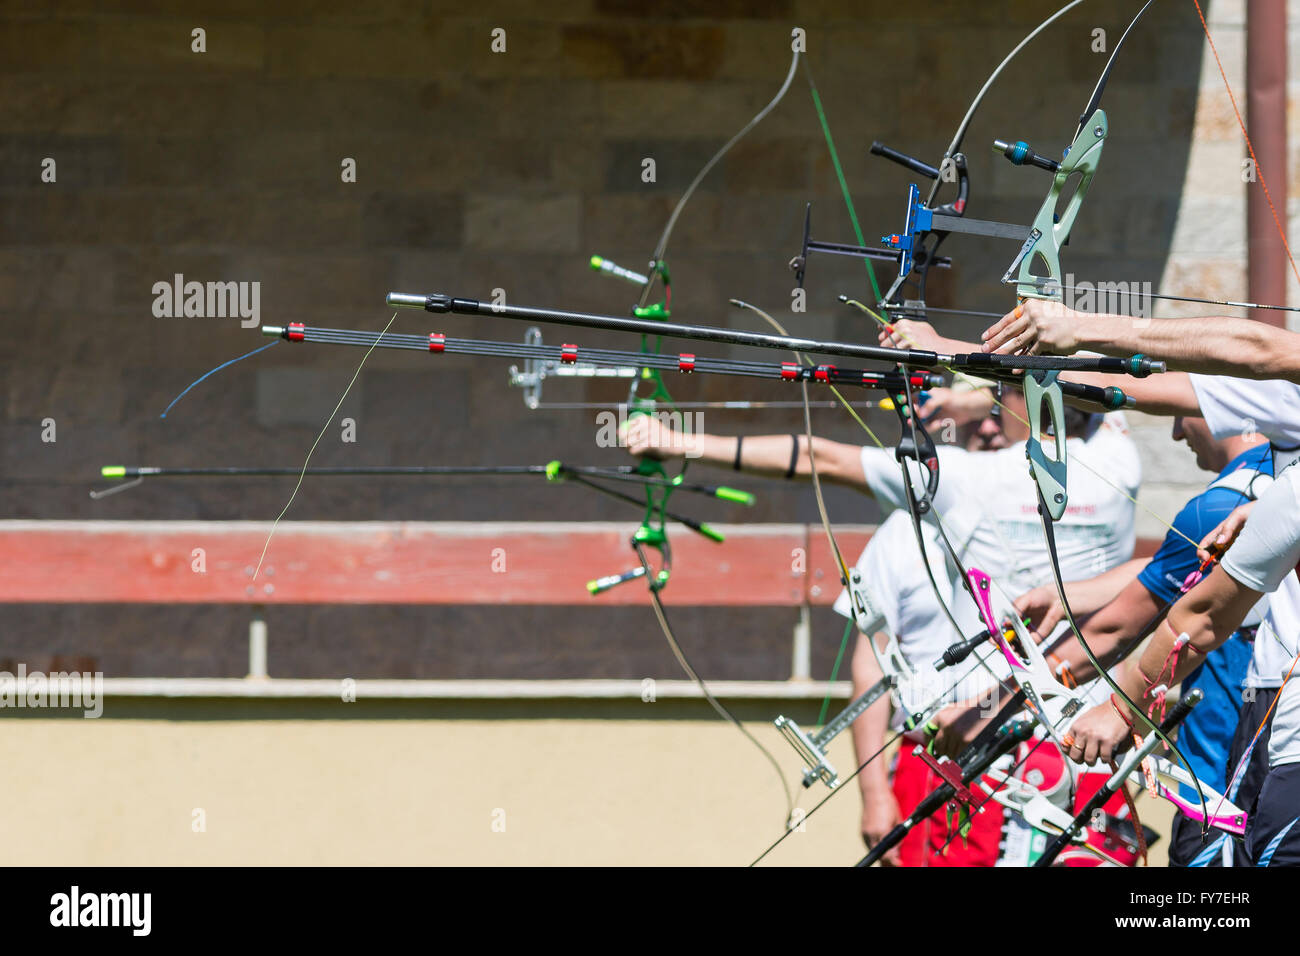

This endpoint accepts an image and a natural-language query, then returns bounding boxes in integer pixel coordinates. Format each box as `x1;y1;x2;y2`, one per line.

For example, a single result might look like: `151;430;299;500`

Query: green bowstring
806;61;886;729
816;617;855;726
805;61;885;307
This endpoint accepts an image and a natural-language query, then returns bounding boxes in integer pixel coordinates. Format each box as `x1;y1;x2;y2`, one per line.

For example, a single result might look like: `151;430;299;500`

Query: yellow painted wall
0;703;1172;866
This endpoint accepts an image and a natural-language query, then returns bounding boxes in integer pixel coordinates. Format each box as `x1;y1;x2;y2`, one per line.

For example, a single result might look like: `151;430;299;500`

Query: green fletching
586;579;601;594
589;255;604;270
102;466;126;479
545;460;564;481
714;486;754;505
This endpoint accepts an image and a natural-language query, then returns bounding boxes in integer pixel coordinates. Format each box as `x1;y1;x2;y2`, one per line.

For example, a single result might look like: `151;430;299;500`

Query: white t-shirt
833;420;1141;725
1218;467;1300;766
1190;374;1300;692
856;420;1141;598
1189;375;1300;454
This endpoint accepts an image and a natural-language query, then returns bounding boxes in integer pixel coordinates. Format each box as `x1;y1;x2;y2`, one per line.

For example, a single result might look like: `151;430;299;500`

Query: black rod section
870;141;941;179
387;292;944;366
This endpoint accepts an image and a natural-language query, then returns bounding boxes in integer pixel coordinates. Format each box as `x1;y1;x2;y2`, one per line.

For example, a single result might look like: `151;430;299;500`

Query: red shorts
890;742;1143;867
891;744;1005;867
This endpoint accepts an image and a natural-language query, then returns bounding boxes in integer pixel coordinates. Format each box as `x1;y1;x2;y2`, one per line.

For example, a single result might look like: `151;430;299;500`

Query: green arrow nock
713;486;754;506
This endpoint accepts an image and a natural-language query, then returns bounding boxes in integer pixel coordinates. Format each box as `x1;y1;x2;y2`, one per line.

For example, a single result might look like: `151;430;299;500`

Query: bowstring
253;312;397;579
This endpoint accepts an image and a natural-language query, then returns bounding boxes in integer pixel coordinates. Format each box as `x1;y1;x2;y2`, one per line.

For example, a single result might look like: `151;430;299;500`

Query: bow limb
926;0;1089;209
1006;6;1158;518
618;41;803;587
633;44;800;315
805;6;1089;671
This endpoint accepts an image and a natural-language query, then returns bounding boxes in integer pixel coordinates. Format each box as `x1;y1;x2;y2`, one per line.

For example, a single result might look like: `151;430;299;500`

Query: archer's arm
1015;557;1148;659
983;302;1300;382
1065;567;1262;766
1043;574;1165;684
622;416;869;489
1064;473;1300;765
877;319;1203;415
1030;369;1202;416
849;630;901;862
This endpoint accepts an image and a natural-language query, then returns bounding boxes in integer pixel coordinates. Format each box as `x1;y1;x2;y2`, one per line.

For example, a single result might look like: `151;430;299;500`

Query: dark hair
1062;406;1103;439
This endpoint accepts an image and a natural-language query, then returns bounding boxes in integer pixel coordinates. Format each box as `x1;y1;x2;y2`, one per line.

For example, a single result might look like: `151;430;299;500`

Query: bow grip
1024;370;1069;520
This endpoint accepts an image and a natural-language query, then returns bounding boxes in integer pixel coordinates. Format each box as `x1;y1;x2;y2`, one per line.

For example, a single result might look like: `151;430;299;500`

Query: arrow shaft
269;323;943;393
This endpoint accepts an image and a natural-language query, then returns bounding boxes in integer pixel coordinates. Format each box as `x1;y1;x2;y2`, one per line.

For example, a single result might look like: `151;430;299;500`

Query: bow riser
1009;110;1110;300
967;567;1089;756
1023;370;1070;520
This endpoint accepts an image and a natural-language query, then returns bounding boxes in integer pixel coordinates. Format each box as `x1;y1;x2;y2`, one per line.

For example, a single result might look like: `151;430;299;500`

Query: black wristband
733;435;744;471
786;434;800;479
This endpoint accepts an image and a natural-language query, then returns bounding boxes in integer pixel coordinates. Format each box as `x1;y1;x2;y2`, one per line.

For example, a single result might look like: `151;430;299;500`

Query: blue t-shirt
1136;444;1274;795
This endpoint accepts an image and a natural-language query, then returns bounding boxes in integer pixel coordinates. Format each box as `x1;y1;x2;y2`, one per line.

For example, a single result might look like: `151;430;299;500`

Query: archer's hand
928;700;994;760
860;790;902;865
1014;585;1065;642
1064;700;1131;766
982;299;1082;355
1197;502;1255;562
877;318;945;352
622;414;696;460
916;387;994;429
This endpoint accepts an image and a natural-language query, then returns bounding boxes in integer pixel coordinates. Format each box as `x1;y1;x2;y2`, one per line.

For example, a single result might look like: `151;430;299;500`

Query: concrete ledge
91;677;853;700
